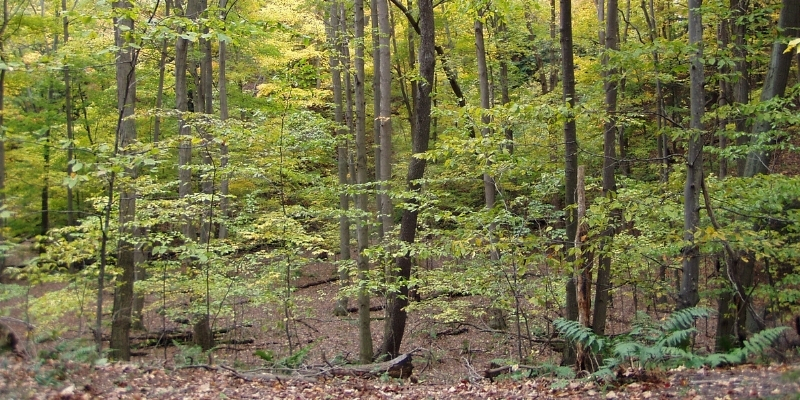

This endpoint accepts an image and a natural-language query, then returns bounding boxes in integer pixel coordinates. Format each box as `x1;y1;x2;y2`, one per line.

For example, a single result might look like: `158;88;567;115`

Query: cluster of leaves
554;307;788;382
254;342;313;371
34;339;105;385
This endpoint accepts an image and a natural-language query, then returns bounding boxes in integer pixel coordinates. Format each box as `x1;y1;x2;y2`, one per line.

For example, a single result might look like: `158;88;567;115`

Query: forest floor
2;353;800;399
2;261;800;399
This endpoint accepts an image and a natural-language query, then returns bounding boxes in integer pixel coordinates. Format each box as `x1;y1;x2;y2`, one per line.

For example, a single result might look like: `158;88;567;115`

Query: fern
553;318;605;354
660;307;710;332
554;308;787;382
716;326;788;366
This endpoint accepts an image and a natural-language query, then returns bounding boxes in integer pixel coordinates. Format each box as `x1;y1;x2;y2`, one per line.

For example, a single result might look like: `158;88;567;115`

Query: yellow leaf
784;38;800;54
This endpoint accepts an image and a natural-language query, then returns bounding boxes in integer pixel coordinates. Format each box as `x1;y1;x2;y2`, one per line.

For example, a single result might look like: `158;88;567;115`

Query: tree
328;0;350;317
742;0;800;177
560;0;579;367
593;0;618;337
109;0;138;361
378;0;434;358
353;0;374;363
677;0;704;311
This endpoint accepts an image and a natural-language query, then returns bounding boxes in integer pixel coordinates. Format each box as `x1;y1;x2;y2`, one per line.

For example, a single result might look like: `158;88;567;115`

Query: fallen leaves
2;354;800;399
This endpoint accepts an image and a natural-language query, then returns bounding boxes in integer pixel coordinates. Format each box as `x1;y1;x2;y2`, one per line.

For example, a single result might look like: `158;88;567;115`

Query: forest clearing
2;0;800;397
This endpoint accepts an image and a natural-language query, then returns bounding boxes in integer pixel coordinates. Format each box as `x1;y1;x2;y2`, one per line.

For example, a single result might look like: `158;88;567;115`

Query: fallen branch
435;327;468;337
327;352;414;379
295;276;339;289
346;304;384;313
483;364;540;382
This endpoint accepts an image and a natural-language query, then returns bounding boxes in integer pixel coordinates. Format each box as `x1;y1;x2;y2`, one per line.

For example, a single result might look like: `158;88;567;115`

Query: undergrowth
553;307;787;381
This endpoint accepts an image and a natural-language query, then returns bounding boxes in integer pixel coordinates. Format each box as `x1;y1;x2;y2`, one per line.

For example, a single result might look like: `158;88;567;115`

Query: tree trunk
593;0;618;337
731;0;749;177
560;0;580;367
378;0;434;358
218;0;229;239
742;0;800;177
574;166;591;370
677;0;704;311
377;0;393;238
62;0;75;226
109;0;138;361
496;22;513;155
153;0;171;143
475;15;495;215
372;0;383;236
175;0;194;242
329;0;350;317
354;0;374;363
195;0;214;352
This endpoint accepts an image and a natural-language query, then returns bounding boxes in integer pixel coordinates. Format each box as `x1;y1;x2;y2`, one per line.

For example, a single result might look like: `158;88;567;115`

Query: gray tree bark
742;0;800;177
378;0;434;358
677;0;704;311
354;0;374;363
560;0;579;367
218;0;230;239
175;0;194;242
62;0;75;226
329;0;351;317
593;0;618;337
377;0;393;238
109;0;138;361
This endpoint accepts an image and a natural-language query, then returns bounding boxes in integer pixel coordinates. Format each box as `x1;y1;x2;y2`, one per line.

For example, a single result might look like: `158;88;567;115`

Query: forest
1;0;800;396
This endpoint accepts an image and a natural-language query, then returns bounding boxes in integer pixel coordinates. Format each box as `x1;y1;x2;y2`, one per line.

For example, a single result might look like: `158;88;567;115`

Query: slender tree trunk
0;61;5;270
496;22;513;155
329;0;351;317
642;0;668;182
475;15;495;215
154;1;172;143
175;0;194;241
549;0;558;93
62;0;75;226
561;0;580;367
378;0;434;357
195;0;214;352
593;0;618;337
109;0;138;361
41;126;50;236
377;0;393;238
388;0;466;109
354;0;374;363
677;0;704;311
372;0;382;235
732;0;750;176
743;0;800;176
218;0;229;239
574;166;591;370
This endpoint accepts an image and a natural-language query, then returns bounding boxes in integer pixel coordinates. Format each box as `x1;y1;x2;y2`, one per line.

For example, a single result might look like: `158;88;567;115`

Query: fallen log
346;304;384;314
327;352;414;379
435;327;468;337
295;276;339;289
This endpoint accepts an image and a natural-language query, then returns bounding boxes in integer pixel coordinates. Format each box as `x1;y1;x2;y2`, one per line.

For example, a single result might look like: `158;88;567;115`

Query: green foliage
172;341;213;367
0;283;26;303
35;339;104;385
555;308;787;381
254;342;314;370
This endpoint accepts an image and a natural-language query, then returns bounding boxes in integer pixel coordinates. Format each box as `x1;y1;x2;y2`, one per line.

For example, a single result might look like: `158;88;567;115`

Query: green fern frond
659;327;698;348
554;318;605;353
613;342;643;359
660;307;710;332
738;327;787;359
